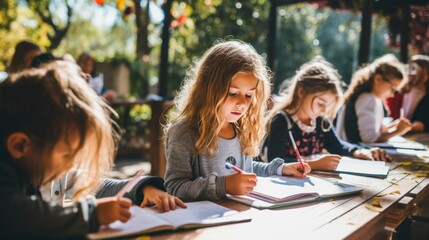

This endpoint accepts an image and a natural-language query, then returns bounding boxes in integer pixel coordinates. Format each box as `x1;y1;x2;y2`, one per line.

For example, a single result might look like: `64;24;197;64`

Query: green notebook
227;175;362;209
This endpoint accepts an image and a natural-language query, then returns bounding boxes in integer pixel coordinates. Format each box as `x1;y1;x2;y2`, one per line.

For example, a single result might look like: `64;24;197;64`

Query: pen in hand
116;170;145;198
288;131;305;171
225;162;244;173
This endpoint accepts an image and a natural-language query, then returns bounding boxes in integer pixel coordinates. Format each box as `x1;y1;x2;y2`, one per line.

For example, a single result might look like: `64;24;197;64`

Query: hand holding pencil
285;131;311;177
225;163;257;195
96;171;145;225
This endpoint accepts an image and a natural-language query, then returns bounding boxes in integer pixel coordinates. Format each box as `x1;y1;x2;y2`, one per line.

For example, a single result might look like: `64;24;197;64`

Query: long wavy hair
266;60;343;129
0;61;119;201
344;54;404;105
164;40;271;157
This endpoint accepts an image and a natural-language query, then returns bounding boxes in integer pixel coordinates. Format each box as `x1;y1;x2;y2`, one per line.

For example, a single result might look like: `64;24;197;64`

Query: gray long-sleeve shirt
164;120;285;201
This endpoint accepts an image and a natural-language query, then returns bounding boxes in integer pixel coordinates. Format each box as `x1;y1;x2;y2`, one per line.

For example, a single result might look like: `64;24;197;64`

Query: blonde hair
0;61;118;201
344;54;405;105
165;40;271;157
267;60;343;126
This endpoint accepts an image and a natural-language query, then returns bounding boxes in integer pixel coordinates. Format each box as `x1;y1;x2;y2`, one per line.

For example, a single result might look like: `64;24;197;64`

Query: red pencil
288;131;305;170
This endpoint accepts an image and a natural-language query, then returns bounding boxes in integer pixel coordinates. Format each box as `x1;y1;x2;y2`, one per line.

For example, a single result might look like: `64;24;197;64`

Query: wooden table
128;134;429;240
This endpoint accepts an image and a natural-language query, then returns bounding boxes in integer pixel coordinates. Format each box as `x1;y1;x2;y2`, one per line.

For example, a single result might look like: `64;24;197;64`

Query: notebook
87;201;251;239
360;136;427;150
384;148;429;160
315;157;390;178
227;175;362;209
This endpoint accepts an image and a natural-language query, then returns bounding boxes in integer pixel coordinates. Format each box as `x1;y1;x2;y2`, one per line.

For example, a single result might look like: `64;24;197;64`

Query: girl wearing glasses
336;54;412;144
262;59;388;171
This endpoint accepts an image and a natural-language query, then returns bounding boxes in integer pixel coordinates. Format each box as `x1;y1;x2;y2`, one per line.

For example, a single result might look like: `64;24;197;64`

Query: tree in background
25;0;75;51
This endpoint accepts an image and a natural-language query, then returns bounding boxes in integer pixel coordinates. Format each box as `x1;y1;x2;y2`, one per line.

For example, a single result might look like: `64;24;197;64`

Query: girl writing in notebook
262;59;389;171
163;40;310;201
336;54;412;143
385;55;429;132
0;61;185;239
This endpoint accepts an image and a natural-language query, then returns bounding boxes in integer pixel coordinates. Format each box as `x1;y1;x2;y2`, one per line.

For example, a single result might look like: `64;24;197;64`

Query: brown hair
267;60;343;126
8;41;41;74
0;61;119;200
344;54;404;105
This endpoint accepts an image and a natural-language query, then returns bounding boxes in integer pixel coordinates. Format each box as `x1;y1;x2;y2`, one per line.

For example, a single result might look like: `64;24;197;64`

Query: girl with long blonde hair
164;40;310;201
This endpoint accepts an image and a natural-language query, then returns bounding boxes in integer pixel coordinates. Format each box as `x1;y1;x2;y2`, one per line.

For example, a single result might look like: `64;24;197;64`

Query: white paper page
154;201;240;227
88;201;242;239
385;148;429;159
336;157;389;177
247;175;362;203
249;176;328;202
361;136;426;150
87;206;169;239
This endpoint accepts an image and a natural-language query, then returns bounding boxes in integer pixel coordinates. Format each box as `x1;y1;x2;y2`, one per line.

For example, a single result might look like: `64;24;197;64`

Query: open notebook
87;201;251;239
227;175;362;209
315;157;390;178
360;136;427;151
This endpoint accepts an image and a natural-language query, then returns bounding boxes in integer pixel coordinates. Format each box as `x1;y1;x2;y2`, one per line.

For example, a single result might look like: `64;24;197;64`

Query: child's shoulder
356;92;378;105
168;119;194;138
272;111;291;125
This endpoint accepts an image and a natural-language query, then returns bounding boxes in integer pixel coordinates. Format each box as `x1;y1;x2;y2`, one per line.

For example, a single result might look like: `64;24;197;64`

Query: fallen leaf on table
388;181;398;185
399;162;412;167
366;204;382;212
390;190;401;194
371;199;382;207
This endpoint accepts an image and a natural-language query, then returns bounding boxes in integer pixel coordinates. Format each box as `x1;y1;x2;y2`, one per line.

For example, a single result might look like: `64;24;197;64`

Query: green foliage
167;0;272;97
0;0;403;96
0;0;17;29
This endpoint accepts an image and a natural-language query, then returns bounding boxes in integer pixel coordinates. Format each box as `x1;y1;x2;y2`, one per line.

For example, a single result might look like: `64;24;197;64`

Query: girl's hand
225;172;257;195
353;148;391;162
140;186;187;212
96;197;132;225
307;154;341;171
281;162;311;178
394;118;412;135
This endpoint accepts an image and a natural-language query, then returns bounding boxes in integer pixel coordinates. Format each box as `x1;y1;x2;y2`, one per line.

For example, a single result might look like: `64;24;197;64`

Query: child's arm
163;125;222;201
304;154;341;171
0;162;101;238
140;185;186;212
352;148;391;161
281;162;311;177
323;119;359;156
377;118;412;142
95;176;185;212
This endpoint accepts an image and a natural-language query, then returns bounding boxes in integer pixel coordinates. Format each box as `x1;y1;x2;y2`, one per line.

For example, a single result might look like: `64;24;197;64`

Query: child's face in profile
373;74;401;100
41;130;80;184
221;72;258;126
300;91;336;121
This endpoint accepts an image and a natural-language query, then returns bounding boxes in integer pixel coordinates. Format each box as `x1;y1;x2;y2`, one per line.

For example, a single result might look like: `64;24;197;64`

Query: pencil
225;162;244;173
288;131;305;170
116;170;145;198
